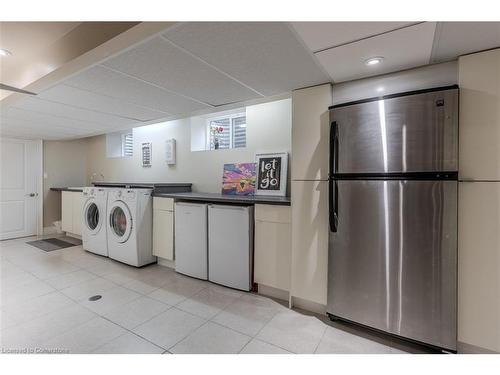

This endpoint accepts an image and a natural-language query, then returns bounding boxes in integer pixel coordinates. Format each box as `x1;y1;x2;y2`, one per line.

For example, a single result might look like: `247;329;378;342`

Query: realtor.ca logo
2;347;70;354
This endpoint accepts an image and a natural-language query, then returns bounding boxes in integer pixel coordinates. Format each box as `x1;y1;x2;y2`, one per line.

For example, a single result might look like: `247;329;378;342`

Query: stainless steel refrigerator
327;86;459;351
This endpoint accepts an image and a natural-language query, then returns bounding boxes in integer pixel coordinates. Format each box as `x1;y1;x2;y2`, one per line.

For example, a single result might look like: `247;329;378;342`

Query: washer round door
84;199;102;235
108;201;132;243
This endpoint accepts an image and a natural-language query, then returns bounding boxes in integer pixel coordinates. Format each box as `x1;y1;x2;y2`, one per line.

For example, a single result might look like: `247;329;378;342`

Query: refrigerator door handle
329;120;339;177
329;179;338;232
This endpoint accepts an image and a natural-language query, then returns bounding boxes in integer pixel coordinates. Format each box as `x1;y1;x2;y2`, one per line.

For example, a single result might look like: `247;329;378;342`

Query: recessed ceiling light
376;87;384;93
0;48;12;57
365;57;384;66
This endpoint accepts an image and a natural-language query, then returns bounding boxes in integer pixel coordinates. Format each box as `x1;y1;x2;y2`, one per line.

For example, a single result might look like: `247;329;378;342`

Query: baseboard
290;295;327;315
65;233;82;240
157;257;175;269
257;284;289;303
457;341;499;354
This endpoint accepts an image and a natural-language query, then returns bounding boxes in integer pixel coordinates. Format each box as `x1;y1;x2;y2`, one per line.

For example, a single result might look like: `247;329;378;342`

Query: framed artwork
221;163;256;195
142;142;152;167
255;152;288;196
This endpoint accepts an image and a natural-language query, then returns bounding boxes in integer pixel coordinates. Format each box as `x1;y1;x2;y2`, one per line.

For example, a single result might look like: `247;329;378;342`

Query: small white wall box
166;139;176;165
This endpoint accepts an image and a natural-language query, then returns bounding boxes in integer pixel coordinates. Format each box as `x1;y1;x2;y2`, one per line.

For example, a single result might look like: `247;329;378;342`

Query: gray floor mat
26;237;81;252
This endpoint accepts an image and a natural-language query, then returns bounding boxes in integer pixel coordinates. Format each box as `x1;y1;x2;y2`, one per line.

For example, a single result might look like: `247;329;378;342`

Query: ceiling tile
316;22;436;83
37;84;169;122
12;97;141;128
164;22;329;96
2;106;105;132
431;22;500;62
292;22;416;52
102;36;260;106
64;65;212;115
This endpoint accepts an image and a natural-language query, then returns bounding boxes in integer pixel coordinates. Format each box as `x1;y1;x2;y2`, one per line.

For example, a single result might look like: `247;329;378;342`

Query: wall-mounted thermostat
166;139;176;165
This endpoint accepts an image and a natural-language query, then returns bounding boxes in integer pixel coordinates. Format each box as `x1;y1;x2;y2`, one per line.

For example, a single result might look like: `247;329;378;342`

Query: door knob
25;193;37;197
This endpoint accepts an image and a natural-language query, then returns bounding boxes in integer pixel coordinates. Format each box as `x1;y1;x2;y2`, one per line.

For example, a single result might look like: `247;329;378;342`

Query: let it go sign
255;152;288;196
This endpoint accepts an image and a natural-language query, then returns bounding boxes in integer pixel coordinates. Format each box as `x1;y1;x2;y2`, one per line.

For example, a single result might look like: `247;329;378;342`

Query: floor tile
1;304;96;350
2;291;75;326
60;277;117;301
42;316;126;354
133;307;205;349
45;269;98;290
79;286;142;315
240;338;292;354
147;277;207;306
1;279;55;306
176;286;240;319
212;293;281;336
256;311;327;353
170;322;251;354
103;295;170;330
315;326;396;354
91;332;164;354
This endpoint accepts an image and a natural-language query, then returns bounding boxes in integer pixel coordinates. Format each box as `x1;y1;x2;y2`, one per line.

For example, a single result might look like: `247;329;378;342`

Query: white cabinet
61;191;83;236
458;48;500;180
458;182;500;352
153;197;175;261
290;180;329;306
291;83;332;180
254;204;291;292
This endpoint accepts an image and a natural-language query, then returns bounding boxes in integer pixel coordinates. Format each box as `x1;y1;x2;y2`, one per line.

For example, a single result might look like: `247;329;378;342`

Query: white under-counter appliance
208;204;253;291
174;202;208;279
106;188;156;267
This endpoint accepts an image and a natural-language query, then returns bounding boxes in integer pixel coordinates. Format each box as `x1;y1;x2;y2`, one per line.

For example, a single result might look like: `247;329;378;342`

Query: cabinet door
254;219;291;291
459;49;500;180
290;180;329;305
61;191;73;233
458;182;500;352
153;210;174;260
72;193;84;236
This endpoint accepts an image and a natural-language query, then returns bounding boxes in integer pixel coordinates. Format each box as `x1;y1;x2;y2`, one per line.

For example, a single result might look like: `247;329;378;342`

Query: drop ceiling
1;21;500;140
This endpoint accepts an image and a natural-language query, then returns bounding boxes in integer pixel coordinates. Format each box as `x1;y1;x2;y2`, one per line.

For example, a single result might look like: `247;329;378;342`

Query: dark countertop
153;192;291;206
52;182;192;194
50;187;84;192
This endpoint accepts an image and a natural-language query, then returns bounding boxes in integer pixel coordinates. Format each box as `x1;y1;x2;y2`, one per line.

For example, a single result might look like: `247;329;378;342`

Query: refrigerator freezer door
174;202;208;279
327;180;457;350
208;205;253;291
330;88;458;174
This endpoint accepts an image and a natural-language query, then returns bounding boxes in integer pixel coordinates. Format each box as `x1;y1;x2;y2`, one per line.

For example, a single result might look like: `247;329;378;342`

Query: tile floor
1;235;416;354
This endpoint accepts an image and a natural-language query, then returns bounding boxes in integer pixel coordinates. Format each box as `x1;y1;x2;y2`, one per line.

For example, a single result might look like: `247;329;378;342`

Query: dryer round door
108;201;132;243
84;199;102;235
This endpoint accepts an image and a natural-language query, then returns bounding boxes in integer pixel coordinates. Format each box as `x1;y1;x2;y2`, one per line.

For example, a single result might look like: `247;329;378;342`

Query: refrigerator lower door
174;202;208;280
208;205;253;291
327;179;457;350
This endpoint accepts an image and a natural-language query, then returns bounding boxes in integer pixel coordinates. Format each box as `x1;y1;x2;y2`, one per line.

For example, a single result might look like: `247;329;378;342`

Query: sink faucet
90;173;105;183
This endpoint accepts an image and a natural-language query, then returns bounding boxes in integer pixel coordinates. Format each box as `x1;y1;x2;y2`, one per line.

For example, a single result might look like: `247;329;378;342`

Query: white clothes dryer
106;188;156;267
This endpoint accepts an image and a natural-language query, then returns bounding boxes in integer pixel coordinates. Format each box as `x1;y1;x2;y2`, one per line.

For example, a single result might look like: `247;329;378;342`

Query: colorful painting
221;163;256;195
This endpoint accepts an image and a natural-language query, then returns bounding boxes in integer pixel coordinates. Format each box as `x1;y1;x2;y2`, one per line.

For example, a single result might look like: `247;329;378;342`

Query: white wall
332;61;458;105
43;139;88;227
86;98;292;193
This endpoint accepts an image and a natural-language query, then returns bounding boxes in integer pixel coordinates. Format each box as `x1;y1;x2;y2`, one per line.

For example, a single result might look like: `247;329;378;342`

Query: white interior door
0;138;42;240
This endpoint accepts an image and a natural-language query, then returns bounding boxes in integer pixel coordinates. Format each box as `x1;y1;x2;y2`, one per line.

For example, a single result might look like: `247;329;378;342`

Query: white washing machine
82;187;109;256
106;188;156;267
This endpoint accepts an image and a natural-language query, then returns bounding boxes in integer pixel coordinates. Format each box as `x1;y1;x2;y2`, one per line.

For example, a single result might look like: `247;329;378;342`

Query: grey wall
43;139;88;227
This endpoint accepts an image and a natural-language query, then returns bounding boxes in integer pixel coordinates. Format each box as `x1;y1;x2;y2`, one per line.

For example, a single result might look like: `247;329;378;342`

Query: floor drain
88;295;102;301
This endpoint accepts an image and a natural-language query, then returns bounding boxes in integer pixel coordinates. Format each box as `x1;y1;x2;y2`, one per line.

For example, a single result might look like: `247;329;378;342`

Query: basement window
122;132;133;157
207;113;246;150
106;130;134;158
